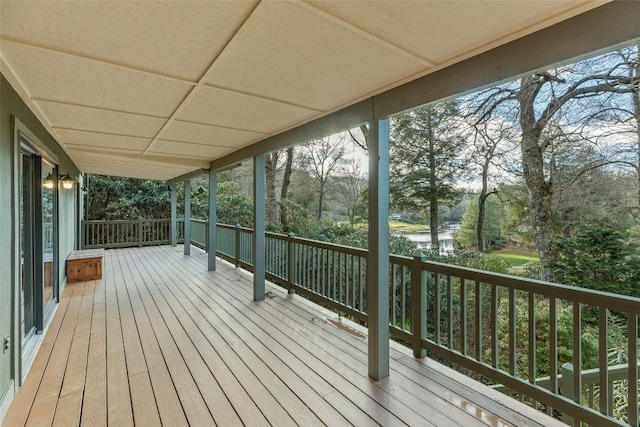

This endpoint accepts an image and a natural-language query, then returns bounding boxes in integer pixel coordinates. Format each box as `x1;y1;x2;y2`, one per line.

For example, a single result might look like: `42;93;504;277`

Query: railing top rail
83;218;178;223
190;218;208;224
421;259;640;314
288;235;369;257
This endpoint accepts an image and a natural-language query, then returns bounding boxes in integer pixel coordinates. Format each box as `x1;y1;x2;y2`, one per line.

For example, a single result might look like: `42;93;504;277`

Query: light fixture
59;174;75;190
43;173;54;189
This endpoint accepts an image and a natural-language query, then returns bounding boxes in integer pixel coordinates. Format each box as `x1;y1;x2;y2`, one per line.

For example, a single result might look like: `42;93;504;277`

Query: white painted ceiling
1;0;607;180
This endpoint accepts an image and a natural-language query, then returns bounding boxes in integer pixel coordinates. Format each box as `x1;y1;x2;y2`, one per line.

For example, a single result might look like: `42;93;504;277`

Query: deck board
3;245;566;427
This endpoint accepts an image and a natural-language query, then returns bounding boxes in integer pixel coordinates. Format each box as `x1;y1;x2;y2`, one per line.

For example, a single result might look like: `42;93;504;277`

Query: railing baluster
400;266;406;331
599;307;610;416
358;256;363;312
509;288;516;376
629;313;638;427
475;280;482;362
392;263;398;326
549;297;557;417
461;277;467;355
435;273;441;344
529;292;536;387
573;301;582;418
335;252;340;304
235;224;240;267
348;254;353;309
447;275;453;350
491;284;498;369
411;254;427;358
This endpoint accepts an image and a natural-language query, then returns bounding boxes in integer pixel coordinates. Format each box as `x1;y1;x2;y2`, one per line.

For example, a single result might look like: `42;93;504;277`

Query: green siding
0;73;80;421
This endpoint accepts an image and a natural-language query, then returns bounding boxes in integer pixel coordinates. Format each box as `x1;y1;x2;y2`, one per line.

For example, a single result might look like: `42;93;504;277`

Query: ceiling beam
166;168;210;186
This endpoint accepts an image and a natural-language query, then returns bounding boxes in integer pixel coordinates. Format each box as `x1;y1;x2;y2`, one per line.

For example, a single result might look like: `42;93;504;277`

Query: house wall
0;73;80;421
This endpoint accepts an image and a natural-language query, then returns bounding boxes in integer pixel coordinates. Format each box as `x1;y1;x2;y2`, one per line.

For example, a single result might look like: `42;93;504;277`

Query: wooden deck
3;245;565;427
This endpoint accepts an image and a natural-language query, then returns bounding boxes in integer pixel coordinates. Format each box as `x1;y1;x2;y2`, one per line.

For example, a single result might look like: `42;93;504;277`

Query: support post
138;218;143;247
367;117;390;380
411;253;427;358
184;179;191;255
253;155;266;301
170;184;177;246
208;170;217;271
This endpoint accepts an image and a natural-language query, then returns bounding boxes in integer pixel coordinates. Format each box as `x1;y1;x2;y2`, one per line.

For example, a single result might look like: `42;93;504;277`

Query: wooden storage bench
66;249;104;283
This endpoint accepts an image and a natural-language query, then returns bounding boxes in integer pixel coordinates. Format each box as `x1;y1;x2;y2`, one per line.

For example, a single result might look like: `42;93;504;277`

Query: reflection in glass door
20;152;36;341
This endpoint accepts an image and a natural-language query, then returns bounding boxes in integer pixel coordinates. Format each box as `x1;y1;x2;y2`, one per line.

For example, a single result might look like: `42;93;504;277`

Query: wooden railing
190;219;208;250
81;219;184;249
493;362;640;425
77;218;639;426
209;223;640;427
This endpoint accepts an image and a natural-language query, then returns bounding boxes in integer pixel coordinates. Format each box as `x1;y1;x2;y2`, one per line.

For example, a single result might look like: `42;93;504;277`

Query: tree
455;194;508;251
548;225;640;298
86;174;170;220
472;49;639;279
390;101;468;249
279;147;295;231
464;112;518;251
299;135;347;220
265;151;280;226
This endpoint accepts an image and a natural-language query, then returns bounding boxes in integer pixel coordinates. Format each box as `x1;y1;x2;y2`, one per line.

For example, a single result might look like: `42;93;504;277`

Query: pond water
395;229;455;253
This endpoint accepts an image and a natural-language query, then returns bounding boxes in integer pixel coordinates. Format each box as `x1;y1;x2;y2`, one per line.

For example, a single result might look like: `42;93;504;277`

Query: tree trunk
477;158;493;252
477;193;487;252
521;128;554;280
430;199;439;251
279;147;294;231
429;141;439;250
265;152;279;226
518;77;555;280
317;182;324;221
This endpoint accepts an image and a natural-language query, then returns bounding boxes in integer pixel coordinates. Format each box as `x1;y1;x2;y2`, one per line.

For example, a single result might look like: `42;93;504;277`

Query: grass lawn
388;220;429;233
490;249;539;268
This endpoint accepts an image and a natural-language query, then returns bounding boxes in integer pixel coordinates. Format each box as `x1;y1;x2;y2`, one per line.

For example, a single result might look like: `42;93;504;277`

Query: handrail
207;221;639;427
81;219;185;249
78;218;639;426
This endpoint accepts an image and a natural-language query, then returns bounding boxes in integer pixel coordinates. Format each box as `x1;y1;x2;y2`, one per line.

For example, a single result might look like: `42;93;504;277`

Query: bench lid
67;249;105;260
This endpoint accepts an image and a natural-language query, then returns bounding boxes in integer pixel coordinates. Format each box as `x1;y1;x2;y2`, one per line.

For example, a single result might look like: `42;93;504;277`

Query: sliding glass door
19;141;58;372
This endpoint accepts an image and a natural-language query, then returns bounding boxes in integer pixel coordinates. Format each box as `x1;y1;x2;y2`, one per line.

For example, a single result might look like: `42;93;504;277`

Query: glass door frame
15;123;60;379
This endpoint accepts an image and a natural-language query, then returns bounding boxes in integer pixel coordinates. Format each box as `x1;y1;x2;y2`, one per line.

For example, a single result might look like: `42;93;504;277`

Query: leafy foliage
455;194;508;251
549;225;640;298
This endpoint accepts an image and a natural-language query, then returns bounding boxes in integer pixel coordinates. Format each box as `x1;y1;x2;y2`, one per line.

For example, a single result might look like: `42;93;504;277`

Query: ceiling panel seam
52;127;157;140
296;1;436;68
32;98;170;120
142;0;265;156
156;138;241;149
201;83;324;113
0;37;197;86
172;119;270;136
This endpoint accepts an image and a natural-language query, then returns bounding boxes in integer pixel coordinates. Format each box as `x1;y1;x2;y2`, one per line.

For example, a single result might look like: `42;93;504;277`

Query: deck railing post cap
288;232;295;238
414;252;428;261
